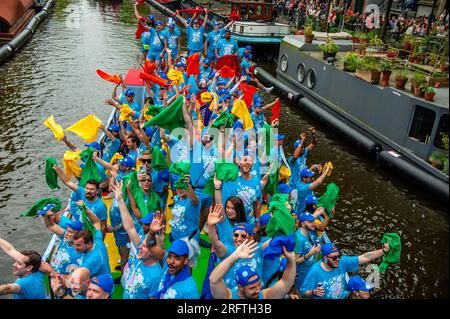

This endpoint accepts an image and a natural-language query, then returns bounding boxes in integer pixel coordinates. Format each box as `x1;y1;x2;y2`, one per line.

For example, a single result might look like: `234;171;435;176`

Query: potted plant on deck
359;33;369;55
319;38;340;60
403;34;414;51
379;58;392;87
423;86;436;102
304;23;314;43
429;71;449;87
342;52;358;72
355;56;381;84
394;67;409;90
411;72;426;97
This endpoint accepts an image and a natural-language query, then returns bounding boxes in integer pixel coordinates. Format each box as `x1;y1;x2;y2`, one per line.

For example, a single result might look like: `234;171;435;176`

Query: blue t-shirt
127;144;147;162
168;196;200;240
158;252;200;299
300;256;359;299
141;31;151;52
250;111;265;129
241;59;252;81
206;28;226;56
186;25;205;52
50;232;83;274
102;137;121;163
163;28;181;53
295;228;317;289
295;182;313;215
199;65;213;83
14;272;46;299
122;242;163;299
79;231;111;277
237;47;245;58
73;187;108;222
222;176;262;226
261;237;282;285
216;38;238;57
190;141;218;188
149;27;164;52
216;216;237;248
288;148;309;189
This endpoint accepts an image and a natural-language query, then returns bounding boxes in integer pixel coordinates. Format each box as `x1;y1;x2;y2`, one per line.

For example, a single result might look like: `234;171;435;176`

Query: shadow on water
0;0;448;299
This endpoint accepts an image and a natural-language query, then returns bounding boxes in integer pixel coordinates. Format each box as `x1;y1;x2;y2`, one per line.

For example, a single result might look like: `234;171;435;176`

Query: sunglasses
141;159;151;164
139;179;152;183
233;232;247;240
327;254;340;261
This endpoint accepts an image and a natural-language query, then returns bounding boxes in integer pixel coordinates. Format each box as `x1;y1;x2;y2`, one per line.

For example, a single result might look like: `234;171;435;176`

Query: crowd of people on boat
0;1;399;300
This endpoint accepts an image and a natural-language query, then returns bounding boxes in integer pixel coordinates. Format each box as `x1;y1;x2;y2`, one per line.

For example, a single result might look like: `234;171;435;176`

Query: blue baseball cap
233;120;243;130
244;53;252;59
193;19;199;24
67;220;83;231
140;212;154;225
235;265;259;287
108;124;120;132
254;102;263;108
203;58;210;64
305;194;318;205
348;276;374;292
85;142;101;152
168;22;176;28
300;168;315;178
155;20;163;26
218;88;229;95
278;258;287;272
147;15;154;21
125;89;135;96
90;274;114;297
299;212;315;222
277;184;293;194
213;21;219;26
175;61;185;67
321;243;339;257
37;204;56;216
260;213;271;227
245;45;252;51
233;222;253;236
219;94;231;103
294;139;302;149
119;156;135;168
168;239;189;256
224;29;231;34
276;134;285;141
217;80;228;86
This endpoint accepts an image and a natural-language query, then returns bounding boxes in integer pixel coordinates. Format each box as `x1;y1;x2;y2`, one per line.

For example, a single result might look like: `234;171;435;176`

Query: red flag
239;84;258;108
142;60;156;74
220;65;235;79
186;52;201;77
135;0;145;4
96;69;121;84
216;55;239;76
139;72;168;87
229;11;241;21
269;99;281;123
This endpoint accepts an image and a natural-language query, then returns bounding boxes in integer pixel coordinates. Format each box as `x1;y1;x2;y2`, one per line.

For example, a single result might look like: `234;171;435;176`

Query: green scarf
45;157;60;190
379;233;401;273
20;197;62;217
146;104;164;117
170;161;191;190
79;148;101;187
122;171;161;218
262;123;273;156
143;95;185;131
265;161;279;196
203;160;239;195
78;204;97;236
211;112;236;129
265;196;295;237
152;146;168;172
317;183;340;218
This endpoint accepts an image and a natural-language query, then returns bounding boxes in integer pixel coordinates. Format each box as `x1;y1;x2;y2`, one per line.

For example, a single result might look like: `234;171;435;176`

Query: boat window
280;55;288;72
306;68;316;88
408;106;436;144
433;114;449;149
297;63;306;82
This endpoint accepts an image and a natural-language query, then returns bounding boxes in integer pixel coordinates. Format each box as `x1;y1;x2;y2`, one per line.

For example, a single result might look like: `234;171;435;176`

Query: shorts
206;52;217;62
188;49;202;57
164;51;178;61
147;50;164;61
114;231;129;248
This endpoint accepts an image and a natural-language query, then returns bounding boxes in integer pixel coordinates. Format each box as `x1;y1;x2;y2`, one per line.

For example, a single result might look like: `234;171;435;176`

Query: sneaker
264;86;274;93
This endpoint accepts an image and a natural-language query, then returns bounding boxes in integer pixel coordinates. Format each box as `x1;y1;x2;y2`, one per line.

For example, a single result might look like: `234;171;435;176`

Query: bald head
70;267;90;296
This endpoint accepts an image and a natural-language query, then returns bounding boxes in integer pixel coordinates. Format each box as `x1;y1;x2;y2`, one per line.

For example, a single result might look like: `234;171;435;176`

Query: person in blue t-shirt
101;123;122;163
237;45;252;59
147;20;165;67
288;128;318;189
294;166;330;217
300;242;390;299
199;58;213;84
112;182;165;299
205;20;234;63
86;273;114;299
0;237;46;299
176;9;209;56
140;29;151;60
163;22;181;62
215;29;238;58
209;237;296;299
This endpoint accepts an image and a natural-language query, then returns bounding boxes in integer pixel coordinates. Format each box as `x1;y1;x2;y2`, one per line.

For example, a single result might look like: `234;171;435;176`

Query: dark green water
0;0;447;299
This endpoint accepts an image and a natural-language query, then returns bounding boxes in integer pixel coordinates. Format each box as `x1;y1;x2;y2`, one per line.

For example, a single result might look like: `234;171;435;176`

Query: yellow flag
200;92;212;103
167;68;184;85
322;161;334;176
63;151;82;179
231;99;254;131
43;115;65;141
109;152;123;165
142;105;153;122
209;92;219;111
119;104;134;122
65;114;102;143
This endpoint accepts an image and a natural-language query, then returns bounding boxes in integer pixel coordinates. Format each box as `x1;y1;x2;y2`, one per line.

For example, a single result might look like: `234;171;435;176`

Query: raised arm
93;152;117;177
185;174;199;206
99;123;116;142
81;203;102;233
306;127;317;151
144;211;165;260
310;164;330;190
175;10;188;28
126;183;143;222
292;133;306;160
264;246;296;299
52;165;78;192
112;82;122;103
0;238;28;263
358;242;390;265
262;97;280;111
202;9;209;28
61;136;79;152
206;204;228;258
0;283;21;296
42;210;65;236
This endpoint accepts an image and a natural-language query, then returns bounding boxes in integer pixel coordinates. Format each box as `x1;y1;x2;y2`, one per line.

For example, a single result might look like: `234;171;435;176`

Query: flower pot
352;37;360;44
412;81;424;97
304;33;314;43
356;69;381;84
424;92;435;101
380;71;391;87
429;76;449;87
322;52;336;60
394;76;408;89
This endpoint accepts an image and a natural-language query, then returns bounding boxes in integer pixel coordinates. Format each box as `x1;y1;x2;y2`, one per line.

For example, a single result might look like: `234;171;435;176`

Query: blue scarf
152;265;191;299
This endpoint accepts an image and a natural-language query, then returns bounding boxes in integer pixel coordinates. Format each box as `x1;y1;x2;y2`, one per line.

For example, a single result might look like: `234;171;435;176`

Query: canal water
0;0;447;299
